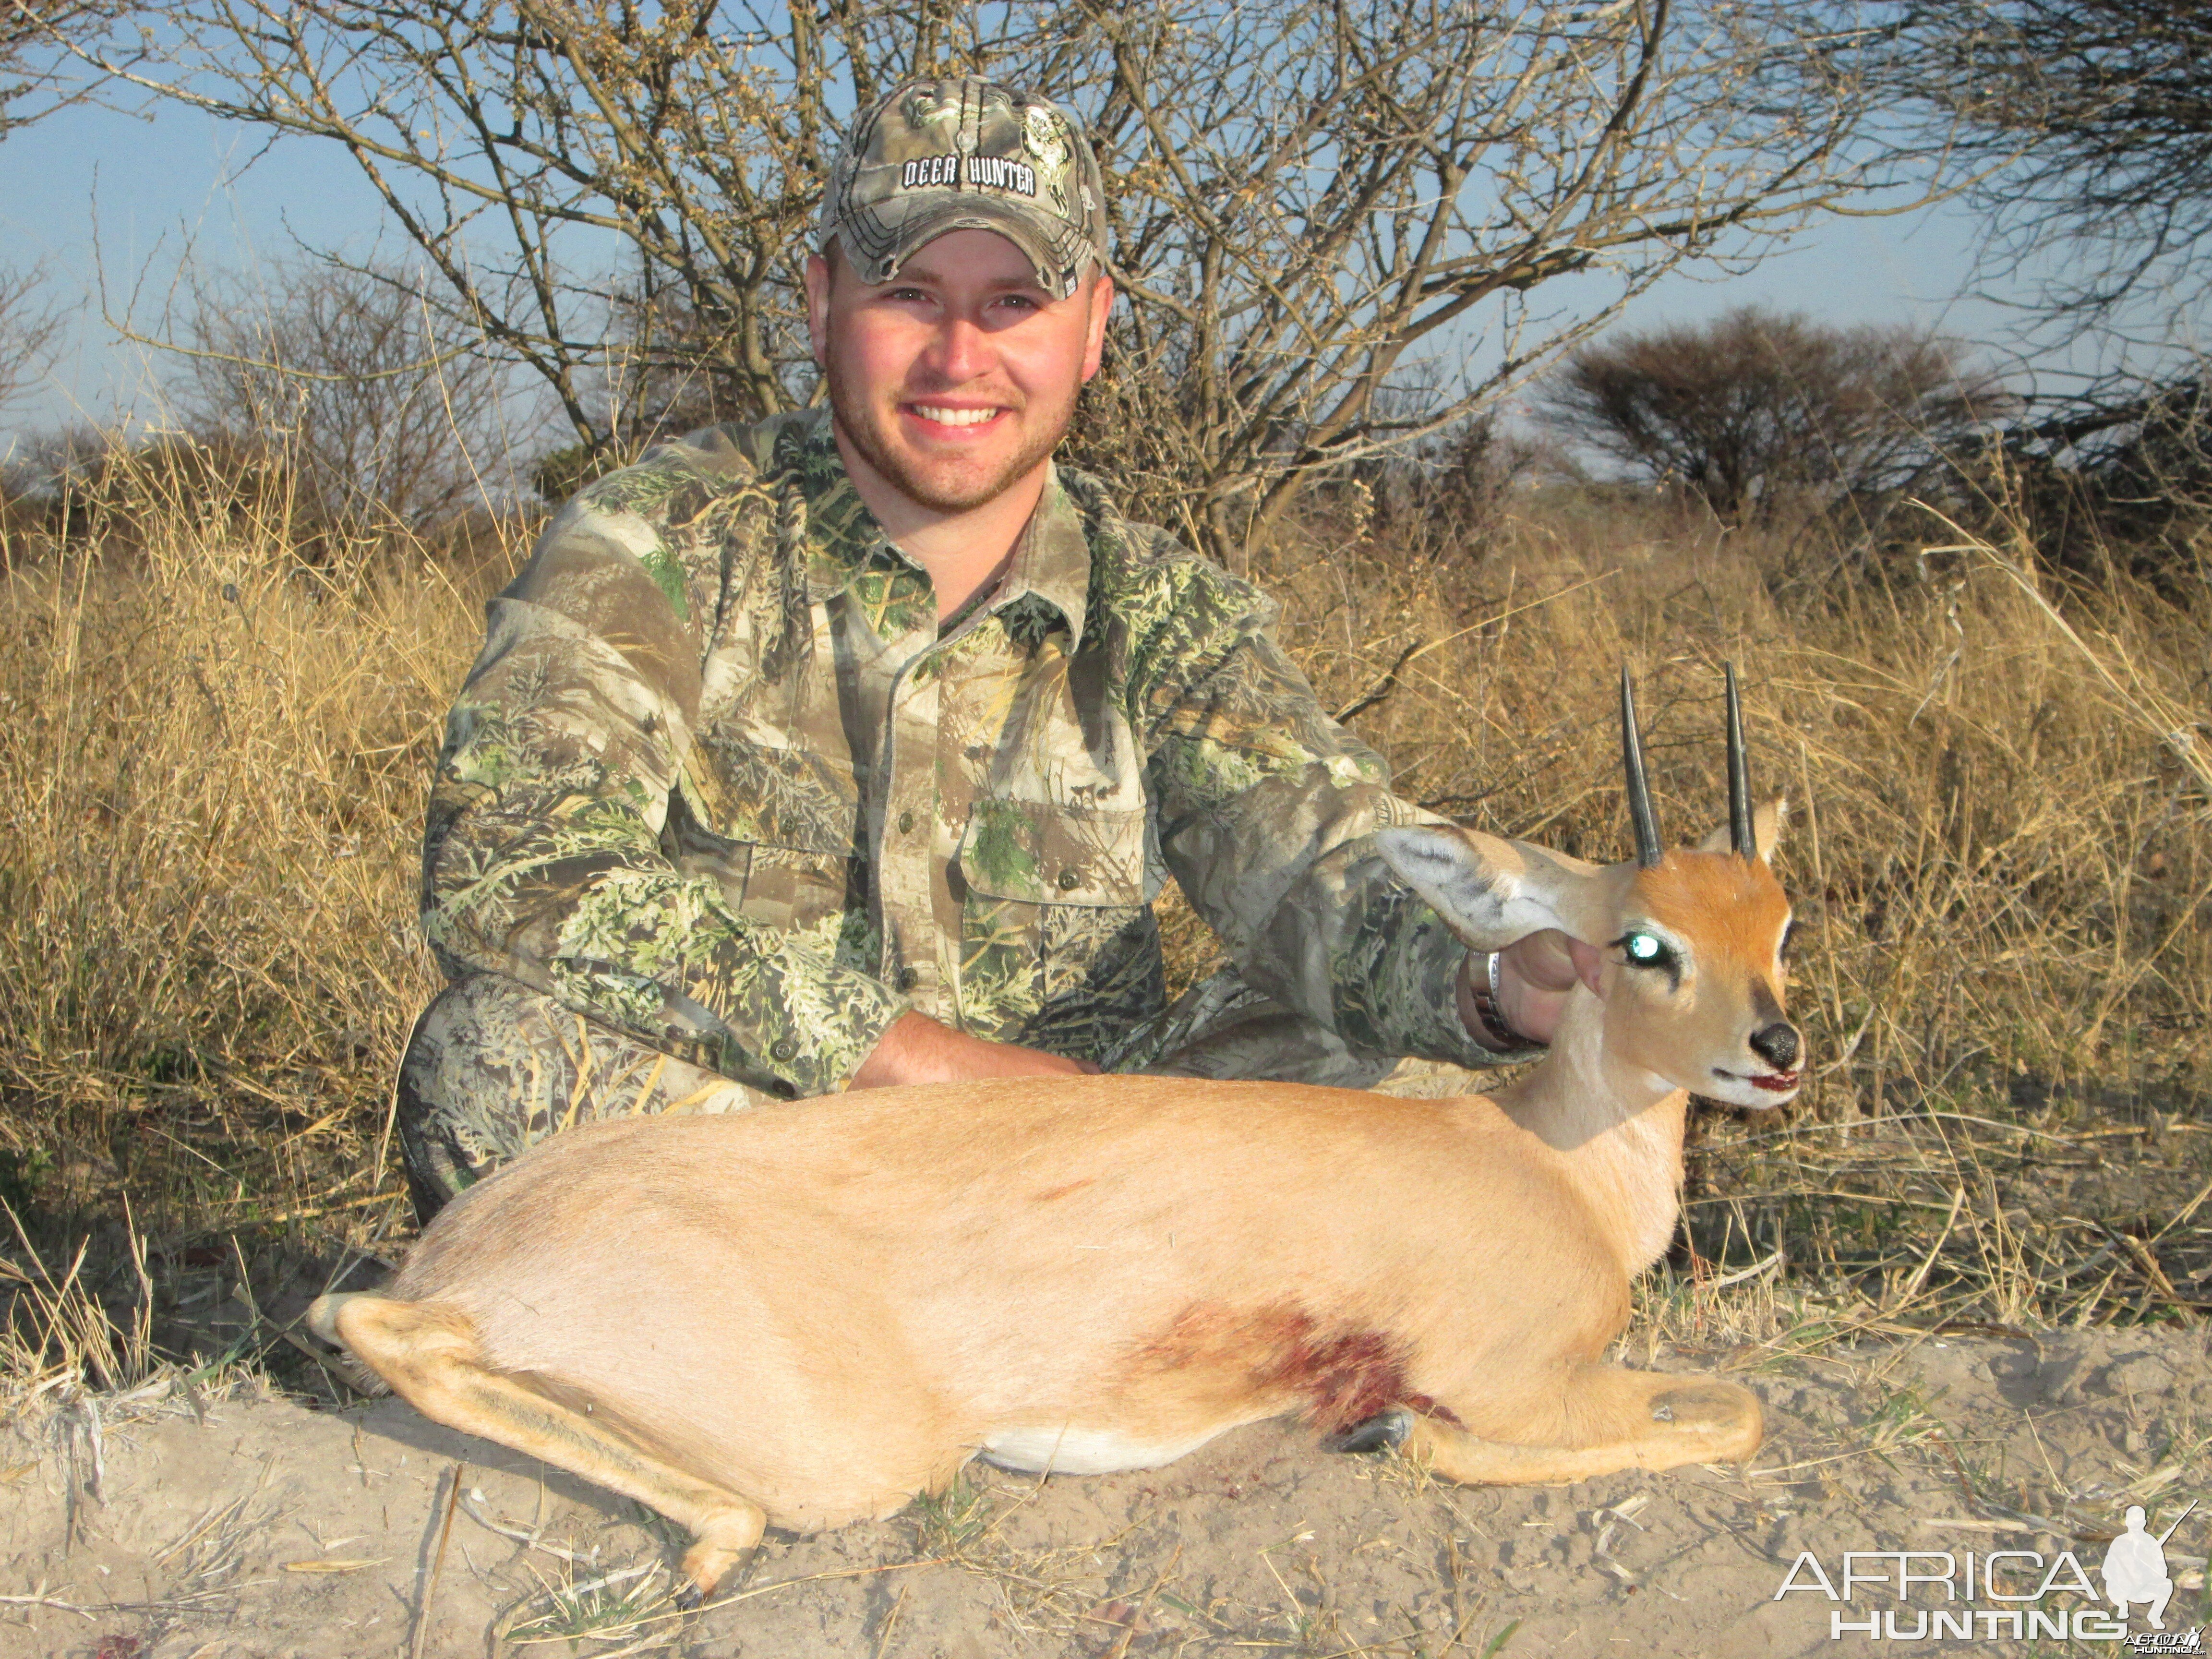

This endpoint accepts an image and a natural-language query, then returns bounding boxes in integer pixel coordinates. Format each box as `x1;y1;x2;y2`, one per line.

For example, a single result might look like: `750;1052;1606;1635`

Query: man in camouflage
397;76;1581;1223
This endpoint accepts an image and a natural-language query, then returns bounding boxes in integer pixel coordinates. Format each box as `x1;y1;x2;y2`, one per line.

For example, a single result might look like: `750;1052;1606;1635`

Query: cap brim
836;192;1092;300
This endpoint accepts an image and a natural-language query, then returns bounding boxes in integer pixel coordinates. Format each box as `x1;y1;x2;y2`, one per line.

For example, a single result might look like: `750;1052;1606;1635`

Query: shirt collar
787;407;1090;649
989;462;1090;650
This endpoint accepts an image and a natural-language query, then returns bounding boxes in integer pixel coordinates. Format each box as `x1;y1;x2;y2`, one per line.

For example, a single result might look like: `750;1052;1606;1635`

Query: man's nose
924;314;991;383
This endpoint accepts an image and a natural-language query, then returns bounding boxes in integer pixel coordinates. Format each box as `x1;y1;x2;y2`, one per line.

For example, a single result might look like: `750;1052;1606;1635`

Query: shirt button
769;1037;798;1063
1056;867;1082;891
897;809;915;835
896;966;920;992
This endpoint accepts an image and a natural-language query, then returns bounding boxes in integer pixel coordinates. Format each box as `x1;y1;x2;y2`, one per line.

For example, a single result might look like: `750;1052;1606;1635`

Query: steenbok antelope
314;666;1800;1605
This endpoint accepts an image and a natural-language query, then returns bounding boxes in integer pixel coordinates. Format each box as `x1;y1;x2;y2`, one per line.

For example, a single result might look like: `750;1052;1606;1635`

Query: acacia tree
1536;306;2003;521
93;0;1929;564
1868;2;2212;595
1885;0;2212;336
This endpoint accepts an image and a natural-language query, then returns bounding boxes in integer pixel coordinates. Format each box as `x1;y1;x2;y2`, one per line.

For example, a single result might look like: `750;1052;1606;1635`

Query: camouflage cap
819;77;1108;300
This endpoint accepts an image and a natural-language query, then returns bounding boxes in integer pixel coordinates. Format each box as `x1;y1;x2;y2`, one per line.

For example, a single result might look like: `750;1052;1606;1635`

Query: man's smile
903;402;1010;433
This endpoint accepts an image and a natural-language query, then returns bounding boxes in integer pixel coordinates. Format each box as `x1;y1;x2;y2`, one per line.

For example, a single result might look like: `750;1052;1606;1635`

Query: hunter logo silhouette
2104;1500;2194;1630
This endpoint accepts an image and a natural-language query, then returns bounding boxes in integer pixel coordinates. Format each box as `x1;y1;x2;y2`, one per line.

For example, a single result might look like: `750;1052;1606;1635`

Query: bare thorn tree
3;0;145;138
98;0;1929;564
171;259;517;530
0;262;62;416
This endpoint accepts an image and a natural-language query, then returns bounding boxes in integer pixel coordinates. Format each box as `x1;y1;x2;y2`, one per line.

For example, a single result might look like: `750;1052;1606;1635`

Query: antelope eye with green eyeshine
1619;930;1675;971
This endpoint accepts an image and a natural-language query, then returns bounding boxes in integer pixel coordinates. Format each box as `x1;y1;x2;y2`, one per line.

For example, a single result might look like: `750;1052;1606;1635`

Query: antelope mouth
1714;1067;1802;1094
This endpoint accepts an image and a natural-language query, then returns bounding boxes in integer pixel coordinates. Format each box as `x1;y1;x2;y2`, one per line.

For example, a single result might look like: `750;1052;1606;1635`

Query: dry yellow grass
0;439;2205;1396
0;444;504;1264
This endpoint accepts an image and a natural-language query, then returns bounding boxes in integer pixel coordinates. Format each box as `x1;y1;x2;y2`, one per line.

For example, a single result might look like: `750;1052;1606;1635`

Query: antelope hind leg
1397;1365;1762;1485
313;1292;766;1602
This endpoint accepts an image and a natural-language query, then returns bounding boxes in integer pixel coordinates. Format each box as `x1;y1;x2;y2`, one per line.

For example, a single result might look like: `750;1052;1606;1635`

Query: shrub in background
1535;306;2006;527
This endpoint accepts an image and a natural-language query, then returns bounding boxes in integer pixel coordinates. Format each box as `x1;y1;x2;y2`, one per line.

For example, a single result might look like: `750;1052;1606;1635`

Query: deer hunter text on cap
819;76;1109;300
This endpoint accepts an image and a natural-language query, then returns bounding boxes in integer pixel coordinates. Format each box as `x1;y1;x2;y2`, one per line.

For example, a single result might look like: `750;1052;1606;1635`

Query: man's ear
804;250;834;369
1693;795;1789;863
1375;824;1610;951
1080;267;1114;383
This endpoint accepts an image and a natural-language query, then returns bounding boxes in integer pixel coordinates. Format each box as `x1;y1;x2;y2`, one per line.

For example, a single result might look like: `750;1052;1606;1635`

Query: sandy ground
3;1326;2207;1658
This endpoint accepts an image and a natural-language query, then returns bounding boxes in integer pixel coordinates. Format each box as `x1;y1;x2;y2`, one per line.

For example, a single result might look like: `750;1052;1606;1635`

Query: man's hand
1461;930;1604;1050
849;1010;1102;1090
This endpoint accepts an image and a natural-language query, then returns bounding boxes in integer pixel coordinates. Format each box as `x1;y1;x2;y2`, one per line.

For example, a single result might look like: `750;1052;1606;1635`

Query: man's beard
824;355;1074;514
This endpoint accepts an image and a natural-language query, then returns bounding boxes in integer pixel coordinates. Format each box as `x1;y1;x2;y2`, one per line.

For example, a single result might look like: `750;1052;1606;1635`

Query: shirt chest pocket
674;733;859;937
955;798;1154;1030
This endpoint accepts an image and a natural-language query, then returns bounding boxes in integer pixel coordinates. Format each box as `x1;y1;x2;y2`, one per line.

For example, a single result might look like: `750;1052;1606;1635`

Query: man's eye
1617;930;1677;972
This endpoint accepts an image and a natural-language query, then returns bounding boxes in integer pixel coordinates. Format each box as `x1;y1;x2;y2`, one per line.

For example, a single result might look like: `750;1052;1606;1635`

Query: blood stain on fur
1126;1300;1459;1434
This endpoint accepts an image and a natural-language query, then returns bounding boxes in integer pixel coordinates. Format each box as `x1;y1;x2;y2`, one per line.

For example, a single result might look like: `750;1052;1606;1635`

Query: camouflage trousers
396;969;1486;1224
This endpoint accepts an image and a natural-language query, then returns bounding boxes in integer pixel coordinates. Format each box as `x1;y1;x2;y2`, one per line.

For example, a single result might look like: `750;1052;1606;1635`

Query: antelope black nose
1749;1022;1800;1071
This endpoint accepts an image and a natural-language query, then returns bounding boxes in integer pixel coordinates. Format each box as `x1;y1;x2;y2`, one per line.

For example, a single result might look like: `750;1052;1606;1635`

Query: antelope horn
1725;661;1755;860
1620;665;1662;868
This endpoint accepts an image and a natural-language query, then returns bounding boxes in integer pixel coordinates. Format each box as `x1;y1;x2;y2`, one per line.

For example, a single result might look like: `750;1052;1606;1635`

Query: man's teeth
913;405;999;426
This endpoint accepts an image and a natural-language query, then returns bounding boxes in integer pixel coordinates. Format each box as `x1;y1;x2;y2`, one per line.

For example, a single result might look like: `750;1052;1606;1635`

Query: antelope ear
1375;824;1610;949
1694;795;1789;862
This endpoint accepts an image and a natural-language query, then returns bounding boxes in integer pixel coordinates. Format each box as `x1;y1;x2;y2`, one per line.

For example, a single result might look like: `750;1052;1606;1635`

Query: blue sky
0;91;2130;457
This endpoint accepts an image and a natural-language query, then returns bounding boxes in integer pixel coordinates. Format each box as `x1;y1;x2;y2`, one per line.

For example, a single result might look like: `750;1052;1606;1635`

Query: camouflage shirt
421;408;1495;1097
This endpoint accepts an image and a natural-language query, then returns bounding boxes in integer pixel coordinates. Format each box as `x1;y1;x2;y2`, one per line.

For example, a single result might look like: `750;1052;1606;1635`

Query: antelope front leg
1341;1365;1762;1485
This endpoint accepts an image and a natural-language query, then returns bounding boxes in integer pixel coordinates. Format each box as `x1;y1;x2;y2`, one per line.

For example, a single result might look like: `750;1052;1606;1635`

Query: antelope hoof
676;1550;733;1608
677;1513;763;1609
1323;1407;1412;1455
1648;1381;1764;1461
1648;1382;1753;1429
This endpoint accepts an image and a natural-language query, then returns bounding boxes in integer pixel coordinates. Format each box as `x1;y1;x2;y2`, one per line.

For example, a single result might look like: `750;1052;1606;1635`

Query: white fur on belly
980;1424;1226;1475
